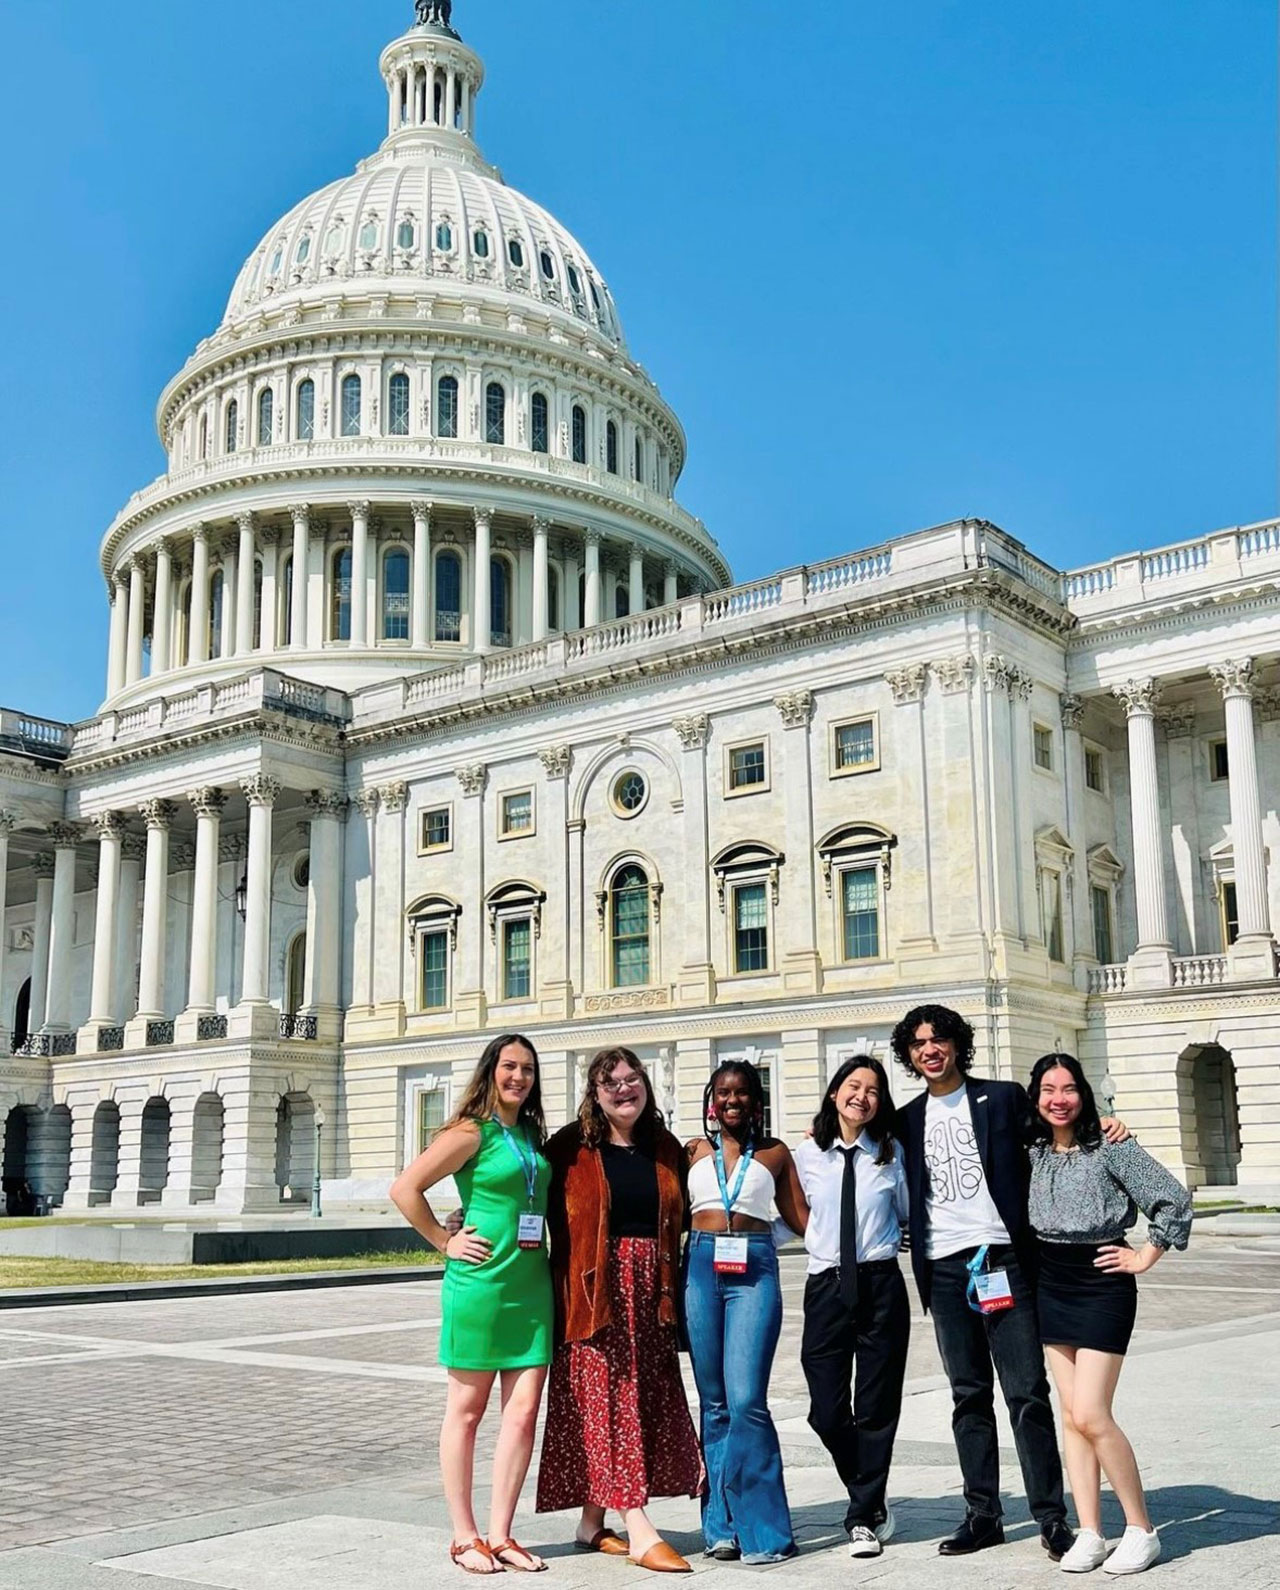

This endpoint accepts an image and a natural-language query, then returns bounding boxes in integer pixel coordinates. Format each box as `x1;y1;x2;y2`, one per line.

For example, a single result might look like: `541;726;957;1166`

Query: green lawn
0;1249;442;1289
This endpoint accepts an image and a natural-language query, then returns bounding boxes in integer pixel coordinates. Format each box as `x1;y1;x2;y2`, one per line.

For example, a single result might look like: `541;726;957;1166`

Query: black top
600;1142;660;1237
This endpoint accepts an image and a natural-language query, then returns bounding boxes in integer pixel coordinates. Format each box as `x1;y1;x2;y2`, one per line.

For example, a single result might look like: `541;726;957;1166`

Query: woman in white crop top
682;1061;808;1564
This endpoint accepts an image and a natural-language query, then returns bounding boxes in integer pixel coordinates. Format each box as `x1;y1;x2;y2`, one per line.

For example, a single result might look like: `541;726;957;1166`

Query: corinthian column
43;824;82;1033
125;561;146;684
239;776;279;1007
531;515;550;640
106;575;128;697
583;529;602;626
152;538;173;673
1210;659;1274;976
289;504;309;648
349;501;370;646
1113;678;1172;984
184;787;227;1017
235;512;256;654
189;526;211;666
411;500;432;649
86;812;125;1028
472;508;492;652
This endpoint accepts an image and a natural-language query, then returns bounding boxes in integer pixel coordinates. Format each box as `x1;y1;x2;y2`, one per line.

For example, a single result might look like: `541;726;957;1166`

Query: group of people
389;1003;1192;1578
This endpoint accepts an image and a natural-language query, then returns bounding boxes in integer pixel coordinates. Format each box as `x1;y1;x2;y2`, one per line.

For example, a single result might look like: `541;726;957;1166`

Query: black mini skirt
1036;1240;1138;1356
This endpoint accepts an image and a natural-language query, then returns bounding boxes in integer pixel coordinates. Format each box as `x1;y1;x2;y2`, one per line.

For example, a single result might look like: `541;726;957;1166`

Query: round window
612;770;647;817
292;853;311;889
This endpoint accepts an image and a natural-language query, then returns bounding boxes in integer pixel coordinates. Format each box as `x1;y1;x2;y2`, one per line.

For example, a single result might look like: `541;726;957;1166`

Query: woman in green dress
391;1033;553;1575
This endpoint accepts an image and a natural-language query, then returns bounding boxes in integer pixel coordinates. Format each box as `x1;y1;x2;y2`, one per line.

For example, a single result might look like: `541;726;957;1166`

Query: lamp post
311;1104;325;1219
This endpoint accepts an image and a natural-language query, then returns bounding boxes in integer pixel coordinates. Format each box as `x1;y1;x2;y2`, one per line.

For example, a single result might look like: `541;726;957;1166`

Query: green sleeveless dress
440;1118;553;1371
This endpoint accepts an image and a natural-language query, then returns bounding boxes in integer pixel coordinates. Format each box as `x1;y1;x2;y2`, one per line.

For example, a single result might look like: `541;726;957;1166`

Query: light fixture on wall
235;870;248;920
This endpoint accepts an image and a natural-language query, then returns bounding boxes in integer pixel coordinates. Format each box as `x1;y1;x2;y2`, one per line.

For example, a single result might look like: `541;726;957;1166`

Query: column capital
187;786;228;819
191;522;210;546
89;810;127;842
473;506;493;531
531;514;551;536
171;841;196;870
218;833;245;863
410;499;433;521
537;746;571;780
289;502;311;529
352;788;380;818
347;499;370;520
111;568;129;593
120;832;147;863
774;690;814;729
0;810;16;835
1158;702;1196;739
932;653;976;694
885;664;928;705
240;775;281;808
1209;658;1255;700
259;524;280;548
1059;693;1085;731
672;712;710;750
236;511;255;535
304;789;349;820
47;822;82;851
379;781;409;813
1112;677;1162;717
456;763;488;797
583;527;602;549
32;852;56;879
663;558;679;578
154;534;174;560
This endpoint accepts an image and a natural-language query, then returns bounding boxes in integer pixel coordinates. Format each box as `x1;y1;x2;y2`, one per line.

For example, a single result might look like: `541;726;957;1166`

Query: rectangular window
727;742;767;793
841;866;880;960
500;790;533;837
733;883;769;973
1033;724;1054;771
416;1087;446;1153
419;930;450;1010
1091;885;1113;964
758;1063;773;1138
1084;746;1105;792
1042;870;1065;962
503;917;532;999
1221;880;1239;947
1210;739;1229;781
832;716;878;775
419;806;452;853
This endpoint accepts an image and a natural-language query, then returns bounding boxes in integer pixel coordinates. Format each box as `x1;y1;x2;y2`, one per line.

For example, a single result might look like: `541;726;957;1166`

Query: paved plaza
0;1233;1275;1589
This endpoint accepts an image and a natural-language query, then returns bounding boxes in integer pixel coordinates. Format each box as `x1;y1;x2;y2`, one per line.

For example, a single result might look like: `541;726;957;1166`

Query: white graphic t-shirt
923;1085;1012;1260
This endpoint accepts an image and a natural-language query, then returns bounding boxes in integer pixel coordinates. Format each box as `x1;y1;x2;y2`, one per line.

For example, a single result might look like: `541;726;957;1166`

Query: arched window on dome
610;864;652;987
340;374;361;437
539;249;555;281
257;387;274;447
571;405;587;465
485;382;506;445
437;375;458;438
547;564;560;632
435;221;453;253
330;547;352;642
209;570;224;659
296;379;315;441
383;548;410;641
396;218;416;251
508;238;525;269
358;217;378;252
615;582;630;620
567;263;582;297
388;372;410;436
198;414;208;461
473;229;490;259
530;391;549;454
224;400;238;455
490;557;512;648
606;421;618;475
435;549;462;642
634;435;644;484
279;554;293;646
295;233;311;267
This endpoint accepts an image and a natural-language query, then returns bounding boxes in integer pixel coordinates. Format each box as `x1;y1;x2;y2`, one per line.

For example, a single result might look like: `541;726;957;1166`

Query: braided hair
702;1060;768;1143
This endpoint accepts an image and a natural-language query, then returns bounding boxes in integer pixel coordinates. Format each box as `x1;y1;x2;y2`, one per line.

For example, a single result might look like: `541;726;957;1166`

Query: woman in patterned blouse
1026;1053;1192;1576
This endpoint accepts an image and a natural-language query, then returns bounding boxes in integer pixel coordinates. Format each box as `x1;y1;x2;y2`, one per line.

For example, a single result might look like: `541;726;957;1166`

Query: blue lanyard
494;1119;539;1207
965;1243;991;1313
712;1135;755;1230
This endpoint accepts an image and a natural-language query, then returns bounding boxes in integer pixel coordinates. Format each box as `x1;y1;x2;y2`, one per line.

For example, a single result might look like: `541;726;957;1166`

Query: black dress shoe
1040;1519;1076;1561
937;1516;1005;1556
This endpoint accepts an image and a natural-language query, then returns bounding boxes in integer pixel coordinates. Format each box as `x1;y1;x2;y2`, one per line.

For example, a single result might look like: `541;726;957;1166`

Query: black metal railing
197;1015;228;1041
146;1020;175;1047
11;1033;76;1058
279;1013;319;1040
97;1027;125;1053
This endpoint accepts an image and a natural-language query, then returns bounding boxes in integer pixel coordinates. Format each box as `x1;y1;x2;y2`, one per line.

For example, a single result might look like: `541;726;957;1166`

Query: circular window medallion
611;770;648;818
293;853;311;889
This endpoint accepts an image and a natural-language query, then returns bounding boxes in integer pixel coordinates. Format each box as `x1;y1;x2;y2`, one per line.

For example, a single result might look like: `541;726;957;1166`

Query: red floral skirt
537;1237;705;1512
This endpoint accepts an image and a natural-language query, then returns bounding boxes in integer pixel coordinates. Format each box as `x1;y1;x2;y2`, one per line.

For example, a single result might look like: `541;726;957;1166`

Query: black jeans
800;1261;911;1531
928;1245;1065;1526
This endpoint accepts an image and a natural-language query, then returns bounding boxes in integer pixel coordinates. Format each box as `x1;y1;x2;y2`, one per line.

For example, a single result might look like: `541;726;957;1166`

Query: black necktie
839;1145;858;1310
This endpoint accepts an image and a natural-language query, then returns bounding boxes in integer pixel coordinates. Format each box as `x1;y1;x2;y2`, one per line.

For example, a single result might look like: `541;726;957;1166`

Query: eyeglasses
598;1075;644;1094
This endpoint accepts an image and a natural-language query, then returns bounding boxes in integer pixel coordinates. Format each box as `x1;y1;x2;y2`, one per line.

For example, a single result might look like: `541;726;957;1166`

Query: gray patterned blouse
1028;1138;1193;1251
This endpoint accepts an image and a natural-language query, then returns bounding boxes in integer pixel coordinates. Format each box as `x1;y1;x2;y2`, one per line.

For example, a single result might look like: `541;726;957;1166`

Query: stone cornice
64;712;344;780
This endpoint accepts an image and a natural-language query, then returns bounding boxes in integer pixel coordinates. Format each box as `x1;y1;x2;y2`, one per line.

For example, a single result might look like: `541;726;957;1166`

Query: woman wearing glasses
536;1047;703;1573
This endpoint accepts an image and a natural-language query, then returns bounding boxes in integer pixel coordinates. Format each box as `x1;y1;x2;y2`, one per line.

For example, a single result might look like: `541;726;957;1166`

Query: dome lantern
381;0;484;154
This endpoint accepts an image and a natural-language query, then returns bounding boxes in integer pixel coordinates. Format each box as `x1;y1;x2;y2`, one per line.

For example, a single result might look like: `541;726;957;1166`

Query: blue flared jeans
683;1231;795;1562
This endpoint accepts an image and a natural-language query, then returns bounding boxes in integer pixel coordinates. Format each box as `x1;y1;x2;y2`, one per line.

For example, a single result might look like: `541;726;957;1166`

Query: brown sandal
490;1539;547;1573
450;1539;504;1575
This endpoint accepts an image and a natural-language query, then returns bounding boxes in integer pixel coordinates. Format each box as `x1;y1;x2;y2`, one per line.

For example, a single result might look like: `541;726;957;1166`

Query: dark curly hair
702;1061;768;1142
577;1047;666;1150
889;1004;975;1082
1027;1053;1103;1150
812;1056;899;1166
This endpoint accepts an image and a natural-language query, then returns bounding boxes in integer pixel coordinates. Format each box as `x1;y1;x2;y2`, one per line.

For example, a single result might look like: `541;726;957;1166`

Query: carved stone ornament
1157;702;1196;739
774;690;814;729
240;775;281;807
933;654;976;694
672;713;710;750
352;789;380;818
188;786;228;819
120;832;147;863
1059;693;1085;731
171;842;197;871
1255;686;1280;723
885;664;928;705
217;834;246;863
1006;663;1033;701
379;781;409;813
1208;658;1255;700
45;821;82;850
304;790;350;820
456;764;488;797
32;852;56;880
538;745;572;780
1112;678;1162;717
0;810;16;835
582;988;672;1014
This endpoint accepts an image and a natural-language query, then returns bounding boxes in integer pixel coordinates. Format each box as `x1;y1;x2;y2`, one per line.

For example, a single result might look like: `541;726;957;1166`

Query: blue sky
1;0;1274;722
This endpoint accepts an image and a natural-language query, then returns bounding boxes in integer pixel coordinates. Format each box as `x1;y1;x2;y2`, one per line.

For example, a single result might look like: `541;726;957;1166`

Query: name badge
713;1236;749;1274
973;1270;1015;1313
517;1213;545;1250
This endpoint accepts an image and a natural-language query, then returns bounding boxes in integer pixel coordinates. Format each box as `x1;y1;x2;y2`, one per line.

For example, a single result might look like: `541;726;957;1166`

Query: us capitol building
2;2;1277;1213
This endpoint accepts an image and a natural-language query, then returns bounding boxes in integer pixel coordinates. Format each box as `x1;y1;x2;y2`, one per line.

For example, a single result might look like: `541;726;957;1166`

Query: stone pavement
0;1237;1275;1589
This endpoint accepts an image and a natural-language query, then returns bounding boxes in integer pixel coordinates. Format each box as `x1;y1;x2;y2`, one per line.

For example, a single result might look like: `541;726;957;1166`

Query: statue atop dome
415;0;455;29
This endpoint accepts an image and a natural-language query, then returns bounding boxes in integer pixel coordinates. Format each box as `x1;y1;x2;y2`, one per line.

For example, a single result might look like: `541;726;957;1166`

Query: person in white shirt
793;1056;909;1560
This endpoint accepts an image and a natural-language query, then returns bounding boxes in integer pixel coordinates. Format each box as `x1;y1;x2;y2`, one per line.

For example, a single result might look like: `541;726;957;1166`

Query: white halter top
687;1149;776;1222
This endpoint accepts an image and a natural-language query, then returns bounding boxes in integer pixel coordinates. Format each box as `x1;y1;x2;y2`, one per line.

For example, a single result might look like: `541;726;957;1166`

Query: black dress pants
800;1260;910;1531
928;1245;1066;1526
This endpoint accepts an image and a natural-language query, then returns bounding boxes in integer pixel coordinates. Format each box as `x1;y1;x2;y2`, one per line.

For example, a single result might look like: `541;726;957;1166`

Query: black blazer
898;1076;1035;1313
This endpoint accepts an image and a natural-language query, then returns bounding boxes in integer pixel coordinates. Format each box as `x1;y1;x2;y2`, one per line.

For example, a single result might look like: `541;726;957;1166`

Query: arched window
634;435;644;482
567;263;582;296
435;221;453;252
437;374;458;438
433;77;444;124
295;233;311;266
358;217;378;251
296;379;315;441
571;404;587;464
388;372;410;436
340;374;361;437
435;550;462;641
490;557;512;647
209;570;224;659
331;547;352;641
280;554;293;645
257;387;273;447
615;582;630;619
383;548;410;640
175;579;191;666
606;420;618;474
539;249;555;280
530;392;549;454
547;564;560;632
251;558;263;649
611;864;651;987
473;228;490;258
396;218;415;250
225;399;238;454
198;414;208;460
508;238;525;268
485;381;505;444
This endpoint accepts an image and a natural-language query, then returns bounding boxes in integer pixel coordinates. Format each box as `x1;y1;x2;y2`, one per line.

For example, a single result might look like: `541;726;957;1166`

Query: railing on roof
1062;517;1280;609
0;708;74;762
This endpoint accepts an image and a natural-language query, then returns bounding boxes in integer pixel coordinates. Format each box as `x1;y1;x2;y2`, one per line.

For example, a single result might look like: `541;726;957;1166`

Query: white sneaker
1060;1530;1109;1573
1103;1527;1161;1575
847;1527;881;1558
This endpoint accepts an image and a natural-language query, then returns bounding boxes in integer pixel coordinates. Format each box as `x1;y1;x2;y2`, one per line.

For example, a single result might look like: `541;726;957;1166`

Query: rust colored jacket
545;1121;686;1347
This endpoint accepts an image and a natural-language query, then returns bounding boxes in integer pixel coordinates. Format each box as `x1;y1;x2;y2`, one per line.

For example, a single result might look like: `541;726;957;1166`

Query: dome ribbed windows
508;238;524;268
257;388;273;447
571;404;587;464
530;391;549;454
567;263;581;296
358;217;378;251
225;399;238;454
606;420;618;475
295;233;311;266
539;249;555;280
473;228;490;258
388;372;410;436
437;374;458;438
485;382;505;445
296;379;315;441
434;550;461;641
397;218;416;250
436;221;453;252
340;374;362;437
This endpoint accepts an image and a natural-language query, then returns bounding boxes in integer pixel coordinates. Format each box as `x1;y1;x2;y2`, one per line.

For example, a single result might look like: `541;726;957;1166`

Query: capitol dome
97;0;728;711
